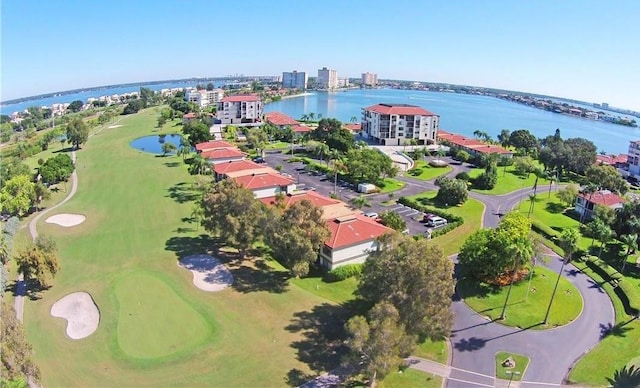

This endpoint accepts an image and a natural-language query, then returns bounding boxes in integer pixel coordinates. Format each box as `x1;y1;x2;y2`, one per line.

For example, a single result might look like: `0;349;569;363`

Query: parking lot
263;151;442;237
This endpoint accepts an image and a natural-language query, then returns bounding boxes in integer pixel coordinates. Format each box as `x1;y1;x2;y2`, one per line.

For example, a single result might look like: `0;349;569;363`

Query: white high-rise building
317;67;338;90
216;94;263;125
362;72;378;87
185;88;224;108
282;71;308;89
361;103;439;146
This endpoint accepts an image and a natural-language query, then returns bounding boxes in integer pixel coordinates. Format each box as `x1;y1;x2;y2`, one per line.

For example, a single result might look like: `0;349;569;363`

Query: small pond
130;134;183;154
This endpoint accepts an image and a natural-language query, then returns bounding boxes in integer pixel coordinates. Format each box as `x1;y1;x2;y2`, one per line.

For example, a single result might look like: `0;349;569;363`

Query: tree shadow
164;161;181;168
164;234;220;259
545;202;566;214
228;258;290;294
52;147;74;154
606;365;640;387
453;336;487;352
166;182;201;204
586;278;606;293
455;277;501;299
285;368;316;387
285;303;351;374
599;317;638;339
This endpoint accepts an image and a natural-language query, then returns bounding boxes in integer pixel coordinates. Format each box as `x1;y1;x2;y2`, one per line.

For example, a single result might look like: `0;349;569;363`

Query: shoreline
279;92;315;100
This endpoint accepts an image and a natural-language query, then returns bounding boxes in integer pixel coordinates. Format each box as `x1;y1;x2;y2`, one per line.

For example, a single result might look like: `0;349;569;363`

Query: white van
425;216;447;227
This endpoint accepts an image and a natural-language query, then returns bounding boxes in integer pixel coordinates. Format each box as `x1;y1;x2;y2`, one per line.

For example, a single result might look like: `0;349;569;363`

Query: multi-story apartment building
216;94;263;124
185;88;224;108
361;103;439;145
362;72;378;87
626;140;640;181
282;70;308;89
337;78;350;88
317;67;338;90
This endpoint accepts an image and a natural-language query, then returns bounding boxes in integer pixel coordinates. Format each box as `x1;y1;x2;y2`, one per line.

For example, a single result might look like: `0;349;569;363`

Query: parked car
364;212;379;219
253;156;265;163
422;213;436;222
425;216;448;228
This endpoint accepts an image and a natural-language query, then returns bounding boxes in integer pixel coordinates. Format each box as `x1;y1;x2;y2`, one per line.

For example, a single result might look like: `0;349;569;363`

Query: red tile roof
200;148;246;160
325;214;392;249
221;94;261;103
438;131;513;155
213;160;263;175
183;112;197;119
344;123;362;131
291;124;312;133
265;111;300;126
596;154;628;165
364;103;437;116
579;190;626;207
259;190;341;208
196;140;237;152
233;173;294;190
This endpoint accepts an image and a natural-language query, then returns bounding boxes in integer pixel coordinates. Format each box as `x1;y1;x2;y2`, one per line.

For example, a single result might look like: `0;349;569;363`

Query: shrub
530;220;559;241
455;172;470;181
325;264;362;282
582;258;640;316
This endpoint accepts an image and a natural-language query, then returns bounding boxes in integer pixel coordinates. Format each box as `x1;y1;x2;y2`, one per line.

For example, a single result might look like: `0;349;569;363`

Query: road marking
446;377;494;387
405;210;419;216
520;381;562;386
450;366;495;379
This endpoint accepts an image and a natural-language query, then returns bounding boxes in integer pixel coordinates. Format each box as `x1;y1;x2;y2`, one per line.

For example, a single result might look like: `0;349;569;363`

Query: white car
364;212;379;219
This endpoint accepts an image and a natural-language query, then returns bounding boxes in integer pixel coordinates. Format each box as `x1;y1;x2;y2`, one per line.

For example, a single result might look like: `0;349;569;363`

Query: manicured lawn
495;352;529;381
379;368;442;388
406;192;485;256
414;338;448;364
457;266;583;329
378;178;405;193
19;108;343;387
470;165;550;195
265;141;291;150
406;160;453;181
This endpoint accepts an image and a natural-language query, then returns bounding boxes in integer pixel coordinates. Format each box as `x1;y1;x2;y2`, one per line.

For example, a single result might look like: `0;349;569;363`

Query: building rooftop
233;172;294;190
579;190;626;207
265;111;300;126
195;140;237;152
438;131;513;155
200;148;246;160
344;123;362;132
596;154;628;165
183;112;197;119
221;94;261;103
364;103;437;116
213;159;264;175
325;214;392;249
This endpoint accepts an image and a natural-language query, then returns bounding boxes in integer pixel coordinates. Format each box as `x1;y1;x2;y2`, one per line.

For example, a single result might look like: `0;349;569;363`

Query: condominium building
216;94;263;124
185;88;224;108
337;78;350;88
282;70;308;89
361;103;439;146
317;67;338;89
627;140;640;181
362;72;378;87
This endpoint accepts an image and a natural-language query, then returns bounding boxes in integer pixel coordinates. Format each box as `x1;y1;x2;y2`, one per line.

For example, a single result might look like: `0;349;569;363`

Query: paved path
14;152;78;322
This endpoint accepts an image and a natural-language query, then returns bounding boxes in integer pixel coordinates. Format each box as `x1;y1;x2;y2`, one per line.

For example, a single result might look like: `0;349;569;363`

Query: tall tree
200;179;265;257
345;302;416;386
508;129;538;154
66;118;89;149
620;234;637;273
500;236;534;319
585;164;629;195
182;121;212;147
1;300;41;384
266;200;330;277
161;142;177;156
15;236;59;290
0;175;36;217
357;233;455;340
379;211;407;232
544;228;579;324
246;127;268;157
67;100;84;113
497;129;511;148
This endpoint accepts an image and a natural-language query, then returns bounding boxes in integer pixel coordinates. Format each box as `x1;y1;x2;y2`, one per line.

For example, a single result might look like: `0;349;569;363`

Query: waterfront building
216;94;263;124
185;88;224;108
282;71;308;89
575;190;626;220
362;72;378;87
361;103;439;146
317;67;338;89
626;140;640;181
438;130;513;158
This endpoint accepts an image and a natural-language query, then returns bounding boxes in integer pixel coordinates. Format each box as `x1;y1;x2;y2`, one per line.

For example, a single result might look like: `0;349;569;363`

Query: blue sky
2;0;639;110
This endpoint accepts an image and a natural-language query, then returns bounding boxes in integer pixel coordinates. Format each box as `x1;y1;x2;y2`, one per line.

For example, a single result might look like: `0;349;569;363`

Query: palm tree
0;234;9;265
580;184;599;223
317;143;329;165
300;114;309;122
544;228;579;324
620;234;637;273
190;154;207;175
597;225;615;259
546;169;557;198
527;193;537;218
308;112;315;121
531;166;544;197
330;153;347;196
350;195;370;209
588;218;607;249
500;236;534;320
350;116;358;123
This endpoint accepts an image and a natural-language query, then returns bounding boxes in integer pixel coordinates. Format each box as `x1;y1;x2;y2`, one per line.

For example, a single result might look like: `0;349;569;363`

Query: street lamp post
505;371;521;388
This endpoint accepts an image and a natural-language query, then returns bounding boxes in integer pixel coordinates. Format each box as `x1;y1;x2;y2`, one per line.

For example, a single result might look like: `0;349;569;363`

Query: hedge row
324;263;362;282
531;220;560;241
580;255;639;316
397;197;464;238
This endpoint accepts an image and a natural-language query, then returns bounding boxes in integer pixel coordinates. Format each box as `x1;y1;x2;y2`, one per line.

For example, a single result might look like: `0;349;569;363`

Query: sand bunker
178;254;233;291
46;213;86;227
50;292;100;339
108;124;123;128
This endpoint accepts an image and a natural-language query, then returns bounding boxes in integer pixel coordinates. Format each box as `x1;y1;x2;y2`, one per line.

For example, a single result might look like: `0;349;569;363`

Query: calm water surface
130;134;182;154
266;89;639;154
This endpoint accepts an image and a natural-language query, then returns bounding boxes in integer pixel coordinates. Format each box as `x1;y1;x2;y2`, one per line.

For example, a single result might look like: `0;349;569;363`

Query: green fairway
406;160;452;181
405;191;485;256
457;266;583;328
115;271;211;359
495;352;529;381
470;165;550;195
19;109;344;387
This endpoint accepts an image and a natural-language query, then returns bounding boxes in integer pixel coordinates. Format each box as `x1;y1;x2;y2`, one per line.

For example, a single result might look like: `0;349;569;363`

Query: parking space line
405;210;419;217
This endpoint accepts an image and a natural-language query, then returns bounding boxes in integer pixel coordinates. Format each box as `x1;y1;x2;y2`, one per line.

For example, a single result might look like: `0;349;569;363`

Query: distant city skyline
2;0;638;111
